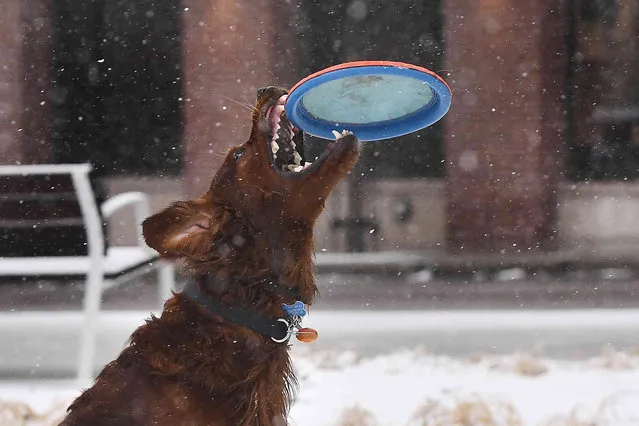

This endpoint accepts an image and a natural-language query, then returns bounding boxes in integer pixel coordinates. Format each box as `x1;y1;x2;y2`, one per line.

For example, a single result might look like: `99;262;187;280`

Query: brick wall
0;0;51;165
0;0;24;164
444;0;567;252
180;0;300;197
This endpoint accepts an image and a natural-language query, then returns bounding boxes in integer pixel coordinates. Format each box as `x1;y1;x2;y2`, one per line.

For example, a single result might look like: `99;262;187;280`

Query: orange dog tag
295;328;318;343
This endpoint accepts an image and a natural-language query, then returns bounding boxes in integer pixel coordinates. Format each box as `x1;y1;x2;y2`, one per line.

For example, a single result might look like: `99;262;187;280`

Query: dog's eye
234;148;245;162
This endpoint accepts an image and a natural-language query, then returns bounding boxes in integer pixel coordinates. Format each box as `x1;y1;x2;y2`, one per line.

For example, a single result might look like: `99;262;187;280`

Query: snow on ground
2;348;639;426
0;382;76;425
289;347;639;425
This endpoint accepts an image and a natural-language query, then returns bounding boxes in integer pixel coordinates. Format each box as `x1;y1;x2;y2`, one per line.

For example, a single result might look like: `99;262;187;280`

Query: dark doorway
565;0;639;181
296;0;444;251
50;0;183;176
297;0;445;179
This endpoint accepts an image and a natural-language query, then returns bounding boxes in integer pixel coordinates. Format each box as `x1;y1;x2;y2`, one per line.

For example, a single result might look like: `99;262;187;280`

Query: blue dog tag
282;301;306;317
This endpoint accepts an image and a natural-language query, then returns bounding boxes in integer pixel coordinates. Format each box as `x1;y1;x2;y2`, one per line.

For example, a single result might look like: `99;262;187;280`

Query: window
566;0;639;181
50;0;183;176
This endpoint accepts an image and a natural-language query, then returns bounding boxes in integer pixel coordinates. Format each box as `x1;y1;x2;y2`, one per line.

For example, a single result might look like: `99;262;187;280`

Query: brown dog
60;86;360;425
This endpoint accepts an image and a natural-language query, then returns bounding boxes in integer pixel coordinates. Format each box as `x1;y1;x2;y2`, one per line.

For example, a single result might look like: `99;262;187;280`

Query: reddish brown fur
61;87;360;426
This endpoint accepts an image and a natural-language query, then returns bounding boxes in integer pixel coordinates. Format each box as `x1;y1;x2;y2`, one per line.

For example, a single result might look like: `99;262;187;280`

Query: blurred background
4;0;639;262
1;0;639;424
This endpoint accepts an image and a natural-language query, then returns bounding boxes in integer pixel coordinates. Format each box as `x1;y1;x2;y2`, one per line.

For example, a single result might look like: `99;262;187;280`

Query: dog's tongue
267;95;287;141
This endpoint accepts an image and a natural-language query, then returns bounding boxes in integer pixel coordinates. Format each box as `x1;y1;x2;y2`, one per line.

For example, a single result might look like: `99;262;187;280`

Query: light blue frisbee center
300;74;434;125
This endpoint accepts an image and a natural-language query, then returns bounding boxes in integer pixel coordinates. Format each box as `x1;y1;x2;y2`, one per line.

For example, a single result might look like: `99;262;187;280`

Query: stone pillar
444;0;567;252
0;0;52;165
180;0;299;197
0;0;24;164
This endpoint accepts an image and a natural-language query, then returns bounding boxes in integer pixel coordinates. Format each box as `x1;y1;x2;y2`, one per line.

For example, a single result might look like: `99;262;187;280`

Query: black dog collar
181;279;303;343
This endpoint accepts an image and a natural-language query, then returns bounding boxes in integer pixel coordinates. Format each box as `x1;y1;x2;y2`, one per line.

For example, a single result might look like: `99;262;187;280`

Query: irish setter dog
60;86;360;425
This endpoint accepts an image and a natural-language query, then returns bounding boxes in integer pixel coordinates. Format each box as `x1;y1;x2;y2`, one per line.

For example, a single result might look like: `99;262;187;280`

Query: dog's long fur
60;87;359;425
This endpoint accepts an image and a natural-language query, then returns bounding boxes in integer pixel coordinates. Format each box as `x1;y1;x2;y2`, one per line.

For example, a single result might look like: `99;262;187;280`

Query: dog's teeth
293;151;302;165
271;141;279;154
302;162;313;170
286;164;303;172
332;129;353;140
272;123;281;140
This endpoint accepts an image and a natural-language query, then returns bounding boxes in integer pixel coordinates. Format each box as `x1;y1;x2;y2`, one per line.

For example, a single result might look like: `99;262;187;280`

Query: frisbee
285;60;451;142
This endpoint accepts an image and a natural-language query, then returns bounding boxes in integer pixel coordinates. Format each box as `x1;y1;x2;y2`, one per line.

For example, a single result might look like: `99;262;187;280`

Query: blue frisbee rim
285;62;452;142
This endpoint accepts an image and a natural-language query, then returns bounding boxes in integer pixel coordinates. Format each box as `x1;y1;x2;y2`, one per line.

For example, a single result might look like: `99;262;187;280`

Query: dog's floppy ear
142;198;214;260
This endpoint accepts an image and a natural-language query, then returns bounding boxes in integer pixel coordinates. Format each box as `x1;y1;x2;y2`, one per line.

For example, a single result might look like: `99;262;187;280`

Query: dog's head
142;86;360;266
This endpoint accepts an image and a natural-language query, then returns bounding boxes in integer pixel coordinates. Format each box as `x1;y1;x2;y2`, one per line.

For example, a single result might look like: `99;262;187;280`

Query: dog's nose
256;87;269;99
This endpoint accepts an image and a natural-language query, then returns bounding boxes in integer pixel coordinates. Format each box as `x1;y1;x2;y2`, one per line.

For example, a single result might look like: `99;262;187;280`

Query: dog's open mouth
266;95;352;177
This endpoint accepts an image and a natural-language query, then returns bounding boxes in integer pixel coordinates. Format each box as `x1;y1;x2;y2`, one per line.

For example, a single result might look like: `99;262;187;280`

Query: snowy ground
3;309;639;378
2;348;639;426
290;348;639;426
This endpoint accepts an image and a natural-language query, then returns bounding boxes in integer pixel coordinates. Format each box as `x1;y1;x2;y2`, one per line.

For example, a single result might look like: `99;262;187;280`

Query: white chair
0;163;175;382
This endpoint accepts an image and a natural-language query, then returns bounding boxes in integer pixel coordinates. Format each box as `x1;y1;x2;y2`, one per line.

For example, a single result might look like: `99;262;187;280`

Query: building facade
1;0;638;258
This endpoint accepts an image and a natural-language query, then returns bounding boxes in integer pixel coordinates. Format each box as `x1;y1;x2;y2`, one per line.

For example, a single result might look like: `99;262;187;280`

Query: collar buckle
271;316;303;343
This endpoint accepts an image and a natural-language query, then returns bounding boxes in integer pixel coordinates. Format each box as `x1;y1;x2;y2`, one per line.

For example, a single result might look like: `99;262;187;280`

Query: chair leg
77;269;103;383
158;261;176;308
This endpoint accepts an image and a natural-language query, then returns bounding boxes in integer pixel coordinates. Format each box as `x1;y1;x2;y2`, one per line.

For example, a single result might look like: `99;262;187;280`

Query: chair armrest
101;192;151;246
101;192;150;219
